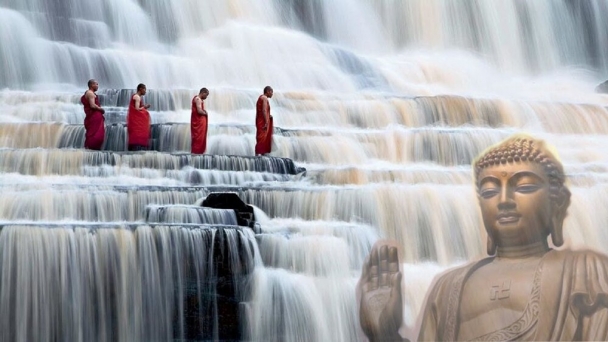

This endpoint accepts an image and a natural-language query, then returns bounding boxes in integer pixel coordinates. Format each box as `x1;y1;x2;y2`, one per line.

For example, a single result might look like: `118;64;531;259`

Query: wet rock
203;193;256;229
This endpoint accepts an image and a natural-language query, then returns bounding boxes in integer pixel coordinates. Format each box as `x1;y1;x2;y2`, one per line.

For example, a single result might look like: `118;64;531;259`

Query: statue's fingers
370;248;379;276
390;271;403;293
387;272;404;330
388;273;403;314
379;245;389;272
370;277;379;290
388;246;400;273
379;273;390;287
378;245;389;286
370;266;379;290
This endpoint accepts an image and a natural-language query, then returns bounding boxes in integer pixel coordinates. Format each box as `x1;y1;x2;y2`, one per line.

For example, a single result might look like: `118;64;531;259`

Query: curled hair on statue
474;135;571;248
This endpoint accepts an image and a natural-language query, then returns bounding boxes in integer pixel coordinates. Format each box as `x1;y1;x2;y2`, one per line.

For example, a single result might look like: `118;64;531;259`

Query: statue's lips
497;212;521;224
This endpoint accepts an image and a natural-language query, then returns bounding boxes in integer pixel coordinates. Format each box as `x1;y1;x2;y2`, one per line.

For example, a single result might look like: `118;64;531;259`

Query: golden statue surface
359;135;608;341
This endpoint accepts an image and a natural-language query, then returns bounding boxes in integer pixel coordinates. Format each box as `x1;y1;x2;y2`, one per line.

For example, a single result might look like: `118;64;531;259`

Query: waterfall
0;224;258;341
1;0;608;341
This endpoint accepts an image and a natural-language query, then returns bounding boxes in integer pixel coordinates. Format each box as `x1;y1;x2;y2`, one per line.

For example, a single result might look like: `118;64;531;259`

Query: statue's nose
497;186;516;210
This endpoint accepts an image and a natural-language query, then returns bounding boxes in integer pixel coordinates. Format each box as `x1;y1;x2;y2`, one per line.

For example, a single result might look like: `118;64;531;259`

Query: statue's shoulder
430;258;490;293
550;248;608;263
437;261;475;279
549;248;608;314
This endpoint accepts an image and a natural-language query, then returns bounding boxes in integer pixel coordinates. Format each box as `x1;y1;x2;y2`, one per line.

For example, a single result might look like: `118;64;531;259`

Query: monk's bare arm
134;94;142;110
195;97;207;116
86;90;104;113
133;94;151;111
261;95;269;129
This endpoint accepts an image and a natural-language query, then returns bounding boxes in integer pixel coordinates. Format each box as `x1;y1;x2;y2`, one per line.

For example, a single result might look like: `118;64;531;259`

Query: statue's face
477;161;552;248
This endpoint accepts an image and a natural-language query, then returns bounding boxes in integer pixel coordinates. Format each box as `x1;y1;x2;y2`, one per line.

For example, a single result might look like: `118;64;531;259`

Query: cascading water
1;0;608;341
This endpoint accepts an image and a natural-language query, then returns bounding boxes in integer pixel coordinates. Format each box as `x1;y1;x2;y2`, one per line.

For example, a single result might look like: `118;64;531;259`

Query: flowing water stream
1;1;608;341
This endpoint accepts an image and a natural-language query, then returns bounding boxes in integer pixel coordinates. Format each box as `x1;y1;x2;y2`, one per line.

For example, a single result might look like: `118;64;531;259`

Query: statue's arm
579;309;608;341
572;251;608;340
416;292;440;342
412;269;450;342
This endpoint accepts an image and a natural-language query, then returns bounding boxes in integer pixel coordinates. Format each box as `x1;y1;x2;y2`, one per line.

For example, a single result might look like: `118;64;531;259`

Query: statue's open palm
359;242;403;341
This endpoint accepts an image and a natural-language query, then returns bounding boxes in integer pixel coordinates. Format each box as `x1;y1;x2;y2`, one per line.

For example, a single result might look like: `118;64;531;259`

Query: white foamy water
1;1;608;341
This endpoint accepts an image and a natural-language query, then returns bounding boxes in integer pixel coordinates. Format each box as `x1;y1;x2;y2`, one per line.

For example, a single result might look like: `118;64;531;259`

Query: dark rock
203;193;256;229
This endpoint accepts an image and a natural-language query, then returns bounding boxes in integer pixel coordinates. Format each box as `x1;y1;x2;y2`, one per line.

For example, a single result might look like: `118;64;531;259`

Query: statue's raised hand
358;241;404;342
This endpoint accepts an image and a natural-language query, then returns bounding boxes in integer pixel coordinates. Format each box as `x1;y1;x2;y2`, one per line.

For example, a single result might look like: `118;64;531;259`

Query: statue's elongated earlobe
550;187;570;247
487;235;497;255
550;221;564;247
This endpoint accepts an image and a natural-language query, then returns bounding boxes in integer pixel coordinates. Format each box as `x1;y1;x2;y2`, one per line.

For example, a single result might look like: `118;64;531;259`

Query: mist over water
1;0;608;341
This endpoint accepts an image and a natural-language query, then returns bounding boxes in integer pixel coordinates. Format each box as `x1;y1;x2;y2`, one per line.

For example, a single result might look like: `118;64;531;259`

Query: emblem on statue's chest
490;280;511;300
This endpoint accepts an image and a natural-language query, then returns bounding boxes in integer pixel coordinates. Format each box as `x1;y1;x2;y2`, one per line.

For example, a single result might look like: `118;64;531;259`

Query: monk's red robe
127;94;151;150
255;95;273;155
190;96;208;154
81;92;105;150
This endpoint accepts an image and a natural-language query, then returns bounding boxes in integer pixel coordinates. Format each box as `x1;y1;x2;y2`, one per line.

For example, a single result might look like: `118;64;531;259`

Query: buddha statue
358;135;608;341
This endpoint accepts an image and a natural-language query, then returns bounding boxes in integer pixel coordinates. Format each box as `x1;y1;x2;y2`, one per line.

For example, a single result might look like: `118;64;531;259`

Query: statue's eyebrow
479;170;545;187
509;171;545;184
479;175;500;187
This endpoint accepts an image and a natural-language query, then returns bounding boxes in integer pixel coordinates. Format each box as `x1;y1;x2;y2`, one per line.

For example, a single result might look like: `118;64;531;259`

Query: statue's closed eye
480;188;499;199
516;184;541;194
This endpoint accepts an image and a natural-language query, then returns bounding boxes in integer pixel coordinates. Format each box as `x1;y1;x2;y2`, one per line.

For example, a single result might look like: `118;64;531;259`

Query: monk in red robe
127;83;152;151
255;86;273;156
191;88;209;154
81;79;105;150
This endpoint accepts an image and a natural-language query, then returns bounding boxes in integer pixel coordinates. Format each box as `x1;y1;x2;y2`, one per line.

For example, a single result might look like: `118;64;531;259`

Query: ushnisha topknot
474;135;569;206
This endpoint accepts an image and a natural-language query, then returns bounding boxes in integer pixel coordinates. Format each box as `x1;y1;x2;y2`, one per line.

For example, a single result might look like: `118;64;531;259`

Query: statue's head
473;135;571;255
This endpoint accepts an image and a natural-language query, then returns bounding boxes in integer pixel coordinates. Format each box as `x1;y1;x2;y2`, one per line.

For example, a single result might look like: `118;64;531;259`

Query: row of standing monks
81;79;274;156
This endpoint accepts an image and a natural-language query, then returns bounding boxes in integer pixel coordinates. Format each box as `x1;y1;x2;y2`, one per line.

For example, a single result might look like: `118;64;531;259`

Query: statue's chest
457;261;539;339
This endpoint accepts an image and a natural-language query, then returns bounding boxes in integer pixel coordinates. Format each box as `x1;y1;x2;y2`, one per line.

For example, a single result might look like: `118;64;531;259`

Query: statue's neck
495;240;550;259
